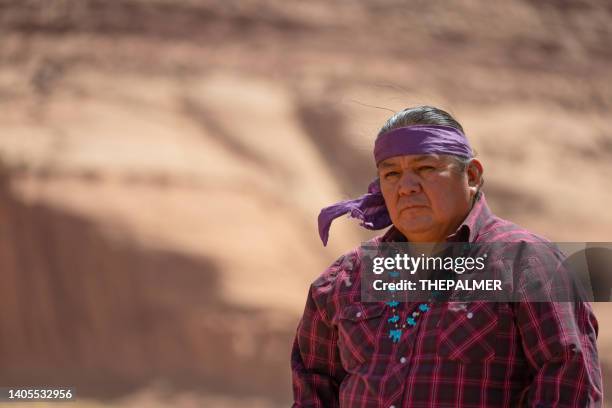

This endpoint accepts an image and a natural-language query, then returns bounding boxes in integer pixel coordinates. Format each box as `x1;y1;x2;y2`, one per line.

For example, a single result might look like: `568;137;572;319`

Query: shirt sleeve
513;253;603;407
291;283;347;407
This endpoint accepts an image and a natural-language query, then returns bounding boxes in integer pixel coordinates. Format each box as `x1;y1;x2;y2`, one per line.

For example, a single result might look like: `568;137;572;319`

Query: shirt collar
381;191;491;244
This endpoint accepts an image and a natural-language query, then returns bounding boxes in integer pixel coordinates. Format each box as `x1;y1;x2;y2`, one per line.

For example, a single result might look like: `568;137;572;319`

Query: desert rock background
0;0;611;406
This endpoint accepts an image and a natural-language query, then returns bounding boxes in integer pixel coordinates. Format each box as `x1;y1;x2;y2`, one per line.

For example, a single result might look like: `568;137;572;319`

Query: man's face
377;154;479;242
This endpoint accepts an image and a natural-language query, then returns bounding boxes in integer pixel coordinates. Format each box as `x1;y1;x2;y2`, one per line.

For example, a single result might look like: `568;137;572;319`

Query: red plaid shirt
291;193;602;407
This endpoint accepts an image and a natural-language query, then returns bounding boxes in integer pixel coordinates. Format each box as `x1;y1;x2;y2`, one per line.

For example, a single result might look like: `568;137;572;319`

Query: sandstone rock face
0;1;611;406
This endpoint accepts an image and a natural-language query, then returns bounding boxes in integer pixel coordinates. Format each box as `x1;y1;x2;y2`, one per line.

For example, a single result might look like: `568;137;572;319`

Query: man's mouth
400;205;428;213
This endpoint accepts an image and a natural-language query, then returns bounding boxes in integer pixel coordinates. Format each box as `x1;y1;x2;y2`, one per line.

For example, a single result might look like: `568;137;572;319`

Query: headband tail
317;179;392;246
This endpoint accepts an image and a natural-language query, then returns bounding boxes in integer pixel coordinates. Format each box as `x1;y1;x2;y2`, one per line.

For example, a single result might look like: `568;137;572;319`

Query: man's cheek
381;190;397;212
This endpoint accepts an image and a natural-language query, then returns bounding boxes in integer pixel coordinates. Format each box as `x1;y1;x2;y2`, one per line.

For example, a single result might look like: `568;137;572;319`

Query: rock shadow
0;169;294;405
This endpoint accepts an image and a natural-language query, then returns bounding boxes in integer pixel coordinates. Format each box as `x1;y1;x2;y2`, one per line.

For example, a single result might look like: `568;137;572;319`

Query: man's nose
398;171;422;195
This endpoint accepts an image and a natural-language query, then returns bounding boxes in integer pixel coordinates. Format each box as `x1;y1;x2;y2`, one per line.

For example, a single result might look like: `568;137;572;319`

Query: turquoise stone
418;303;430;312
389;329;402;343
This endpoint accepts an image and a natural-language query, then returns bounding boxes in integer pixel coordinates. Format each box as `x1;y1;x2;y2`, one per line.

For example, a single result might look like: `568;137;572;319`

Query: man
291;106;602;407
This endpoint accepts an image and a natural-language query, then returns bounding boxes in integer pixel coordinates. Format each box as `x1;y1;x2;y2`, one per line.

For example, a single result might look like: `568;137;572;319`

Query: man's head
376;106;483;242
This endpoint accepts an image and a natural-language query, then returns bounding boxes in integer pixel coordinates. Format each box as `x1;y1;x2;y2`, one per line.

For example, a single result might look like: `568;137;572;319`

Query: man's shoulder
307;242;373;321
309;231;391;296
311;246;362;290
478;216;564;275
477;214;551;244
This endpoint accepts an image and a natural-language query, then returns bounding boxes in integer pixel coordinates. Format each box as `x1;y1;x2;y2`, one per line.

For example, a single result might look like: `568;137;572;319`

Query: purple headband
318;124;473;246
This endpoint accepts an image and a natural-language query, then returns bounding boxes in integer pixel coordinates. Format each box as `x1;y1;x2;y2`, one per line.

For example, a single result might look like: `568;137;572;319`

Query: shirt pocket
437;301;498;363
337;303;386;371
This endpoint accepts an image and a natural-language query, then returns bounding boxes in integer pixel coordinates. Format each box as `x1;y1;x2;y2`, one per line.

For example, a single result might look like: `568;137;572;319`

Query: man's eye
384;171;400;179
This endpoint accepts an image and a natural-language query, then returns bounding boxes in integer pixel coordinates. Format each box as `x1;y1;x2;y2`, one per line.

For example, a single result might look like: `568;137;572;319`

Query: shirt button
356;312;362;318
400;357;407;364
466;312;474;319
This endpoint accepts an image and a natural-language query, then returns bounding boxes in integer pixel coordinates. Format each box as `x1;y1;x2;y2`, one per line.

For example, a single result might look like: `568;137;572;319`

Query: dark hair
377;106;471;171
376;105;464;139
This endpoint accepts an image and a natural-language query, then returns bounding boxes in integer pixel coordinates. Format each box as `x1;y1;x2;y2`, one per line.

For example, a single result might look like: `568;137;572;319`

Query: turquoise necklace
387;301;431;343
386;269;442;343
384;243;471;343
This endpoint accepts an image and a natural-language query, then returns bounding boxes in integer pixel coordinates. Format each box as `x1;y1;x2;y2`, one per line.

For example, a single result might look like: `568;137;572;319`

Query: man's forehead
377;154;445;168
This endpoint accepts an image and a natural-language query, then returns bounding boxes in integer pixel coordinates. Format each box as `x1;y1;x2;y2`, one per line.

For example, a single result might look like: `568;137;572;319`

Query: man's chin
396;220;434;237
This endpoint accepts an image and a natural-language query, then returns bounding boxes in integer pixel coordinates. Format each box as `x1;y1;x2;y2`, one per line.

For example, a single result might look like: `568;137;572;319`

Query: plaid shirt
291;193;602;407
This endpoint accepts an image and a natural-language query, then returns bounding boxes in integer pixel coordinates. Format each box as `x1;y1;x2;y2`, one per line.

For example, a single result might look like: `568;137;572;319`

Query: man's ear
466;159;484;192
